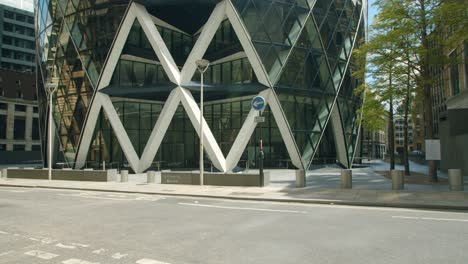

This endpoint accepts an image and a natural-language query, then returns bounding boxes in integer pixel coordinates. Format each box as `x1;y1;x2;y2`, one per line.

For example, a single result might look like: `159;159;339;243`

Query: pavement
0;160;467;211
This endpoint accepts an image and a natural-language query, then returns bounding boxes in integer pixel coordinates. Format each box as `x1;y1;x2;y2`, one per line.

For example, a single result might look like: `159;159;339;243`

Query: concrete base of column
341;169;352;189
295;169;306;188
1;168;7;178
391;170;404;190
147;171;156;184
448;169;463;191
120;170;129;183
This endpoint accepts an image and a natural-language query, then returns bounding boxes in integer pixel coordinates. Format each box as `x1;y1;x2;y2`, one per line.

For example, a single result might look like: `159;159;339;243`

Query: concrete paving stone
0;161;467;210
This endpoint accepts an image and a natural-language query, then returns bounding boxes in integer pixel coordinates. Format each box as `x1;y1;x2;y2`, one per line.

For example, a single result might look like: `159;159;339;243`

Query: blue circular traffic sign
251;96;266;111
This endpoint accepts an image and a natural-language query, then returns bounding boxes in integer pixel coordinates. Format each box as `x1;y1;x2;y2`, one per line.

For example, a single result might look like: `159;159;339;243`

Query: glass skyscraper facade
36;0;366;173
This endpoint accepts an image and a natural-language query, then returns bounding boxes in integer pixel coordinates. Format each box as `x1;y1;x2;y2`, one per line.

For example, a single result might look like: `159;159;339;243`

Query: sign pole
251;95;266;187
259;111;264;187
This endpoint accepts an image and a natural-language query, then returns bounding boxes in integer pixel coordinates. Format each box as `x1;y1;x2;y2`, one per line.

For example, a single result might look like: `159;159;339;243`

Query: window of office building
0;102;6;109
3;36;12;45
2;49;12;58
0;144;5;151
16;14;25;22
3;22;13;32
15;104;26;112
15;25;25;35
13;144;25;151
32;118;39;140
0;114;6;139
450;50;460;96
14;116;25;139
32;145;41;151
4;10;14;19
16;91;23;99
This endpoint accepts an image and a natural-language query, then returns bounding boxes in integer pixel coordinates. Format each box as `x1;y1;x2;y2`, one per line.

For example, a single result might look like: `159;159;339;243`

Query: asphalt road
0;187;467;264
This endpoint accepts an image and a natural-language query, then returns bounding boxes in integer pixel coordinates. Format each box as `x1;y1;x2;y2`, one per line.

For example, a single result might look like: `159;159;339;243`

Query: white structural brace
75;1;305;172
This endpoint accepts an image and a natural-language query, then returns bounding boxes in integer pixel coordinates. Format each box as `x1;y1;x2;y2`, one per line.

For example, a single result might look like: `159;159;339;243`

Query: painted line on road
57;193;132;201
112;252;128;259
92;248;107;254
392;216;468;222
0;189;27;193
56;243;77;249
70;242;89;248
178;202;307;214
0;230;9;235
24;250;59;260
136;259;171;264
62;258;99;264
0;250;14;257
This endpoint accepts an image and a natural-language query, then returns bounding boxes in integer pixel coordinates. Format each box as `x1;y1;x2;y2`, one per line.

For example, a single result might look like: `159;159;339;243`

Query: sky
0;0;34;12
368;0;379;25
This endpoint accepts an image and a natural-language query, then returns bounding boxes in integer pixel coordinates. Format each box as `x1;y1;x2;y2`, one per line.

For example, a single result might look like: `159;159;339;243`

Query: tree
353;12;405;171
355;85;386;160
360;0;466;180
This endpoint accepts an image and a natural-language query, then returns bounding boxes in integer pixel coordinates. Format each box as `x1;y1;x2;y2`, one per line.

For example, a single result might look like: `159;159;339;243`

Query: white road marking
0;250;14;257
178;202;307;214
136;259;171;264
107;194;127;198
0;189;27;193
56;243;76;249
112;252;128;259
39;237;56;244
0;231;9;234
26;235;55;244
24;250;59;260
392;216;468;222
92;248;107;254
58;193;131;201
70;242;89;248
57;193;161;202
62;258;99;264
135;196;160;201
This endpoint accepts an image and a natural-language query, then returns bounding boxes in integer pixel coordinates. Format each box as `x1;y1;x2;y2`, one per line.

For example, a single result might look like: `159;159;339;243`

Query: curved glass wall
37;0;366;170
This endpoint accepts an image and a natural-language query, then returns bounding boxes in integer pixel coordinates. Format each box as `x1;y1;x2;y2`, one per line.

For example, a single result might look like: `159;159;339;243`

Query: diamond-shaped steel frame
38;0;366;172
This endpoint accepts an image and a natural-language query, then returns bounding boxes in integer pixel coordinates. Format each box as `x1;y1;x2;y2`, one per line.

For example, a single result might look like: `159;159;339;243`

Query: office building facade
0;68;41;164
0;4;35;72
36;0;366;172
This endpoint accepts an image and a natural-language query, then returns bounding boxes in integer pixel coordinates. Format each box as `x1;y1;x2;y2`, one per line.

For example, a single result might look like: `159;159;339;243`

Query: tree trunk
419;0;437;181
368;131;372;161
403;99;410;176
388;70;395;171
403;56;411;176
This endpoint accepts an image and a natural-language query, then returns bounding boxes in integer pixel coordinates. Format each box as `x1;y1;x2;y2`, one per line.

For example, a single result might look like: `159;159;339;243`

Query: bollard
391;170;404;190
448;169;463;191
295;169;306;188
147;171;156;184
341;169;352;189
120;170;128;182
1;168;7;179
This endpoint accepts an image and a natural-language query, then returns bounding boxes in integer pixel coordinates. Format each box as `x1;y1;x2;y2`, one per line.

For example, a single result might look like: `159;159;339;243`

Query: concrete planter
5;168;118;182
162;171;270;187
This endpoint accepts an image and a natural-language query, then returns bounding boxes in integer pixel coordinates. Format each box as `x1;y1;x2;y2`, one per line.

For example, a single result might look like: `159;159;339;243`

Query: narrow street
0;187;467;264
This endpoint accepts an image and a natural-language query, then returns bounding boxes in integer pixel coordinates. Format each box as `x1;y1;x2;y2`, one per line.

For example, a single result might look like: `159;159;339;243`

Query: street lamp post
47;84;58;181
195;59;210;186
